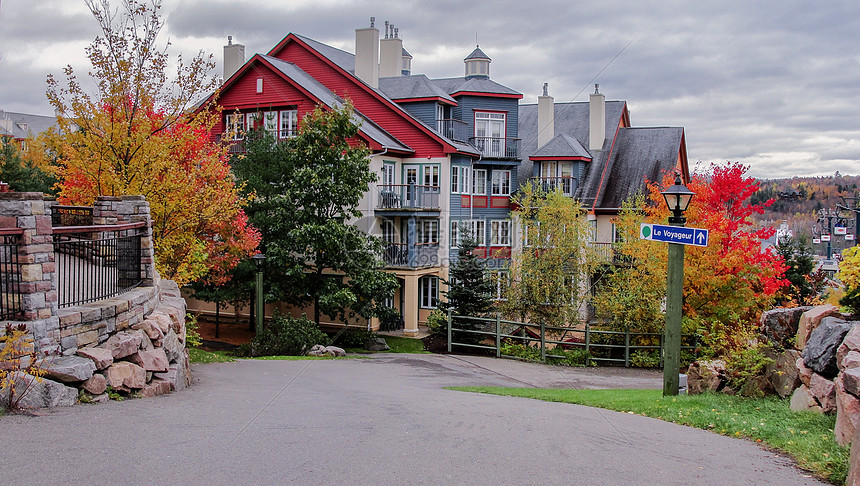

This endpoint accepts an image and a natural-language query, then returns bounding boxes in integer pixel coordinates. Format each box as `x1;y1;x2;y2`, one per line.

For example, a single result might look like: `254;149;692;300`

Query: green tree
0;138;57;194
501;185;601;328
439;235;495;339
776;235;815;305
232;104;397;326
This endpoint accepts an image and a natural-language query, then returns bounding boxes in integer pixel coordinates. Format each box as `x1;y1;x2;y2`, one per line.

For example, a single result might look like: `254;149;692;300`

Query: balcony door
475;112;505;157
540;161;575;196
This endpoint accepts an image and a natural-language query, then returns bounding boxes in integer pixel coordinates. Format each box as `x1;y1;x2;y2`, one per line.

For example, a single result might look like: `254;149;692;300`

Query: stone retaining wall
0;193;188;409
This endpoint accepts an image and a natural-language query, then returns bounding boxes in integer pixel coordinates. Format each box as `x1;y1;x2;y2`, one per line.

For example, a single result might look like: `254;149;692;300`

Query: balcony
383;242;439;268
435;119;469;142
528;176;577;197
470;137;520;159
376;184;440;212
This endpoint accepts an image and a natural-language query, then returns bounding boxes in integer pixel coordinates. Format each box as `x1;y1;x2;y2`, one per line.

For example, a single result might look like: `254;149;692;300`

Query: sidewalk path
0;354;826;485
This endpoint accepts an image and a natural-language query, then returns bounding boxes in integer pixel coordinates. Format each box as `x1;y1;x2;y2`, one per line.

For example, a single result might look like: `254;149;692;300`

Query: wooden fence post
447;309;452;353
540;320;546;362
495;313;501;358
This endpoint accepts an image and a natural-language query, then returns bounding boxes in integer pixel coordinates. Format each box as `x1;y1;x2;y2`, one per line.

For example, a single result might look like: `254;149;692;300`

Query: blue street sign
640;223;709;247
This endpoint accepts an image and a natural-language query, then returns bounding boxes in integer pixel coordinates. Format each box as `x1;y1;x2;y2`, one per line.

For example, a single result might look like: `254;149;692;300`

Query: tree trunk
214;302;220;339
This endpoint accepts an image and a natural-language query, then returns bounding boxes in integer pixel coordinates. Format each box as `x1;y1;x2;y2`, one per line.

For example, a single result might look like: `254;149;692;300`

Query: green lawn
188;348;235;364
449;387;849;484
345;335;429;354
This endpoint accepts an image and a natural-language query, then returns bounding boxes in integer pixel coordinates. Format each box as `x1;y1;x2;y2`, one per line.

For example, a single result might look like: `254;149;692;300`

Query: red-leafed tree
595;162;789;358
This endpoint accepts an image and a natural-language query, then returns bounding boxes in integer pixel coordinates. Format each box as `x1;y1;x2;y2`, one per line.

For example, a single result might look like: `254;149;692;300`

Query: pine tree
441;235;494;317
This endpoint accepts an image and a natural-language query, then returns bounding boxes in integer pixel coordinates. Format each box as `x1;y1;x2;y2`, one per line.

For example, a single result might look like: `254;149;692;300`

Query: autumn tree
502;185;602;328
44;0;259;285
596;162;788;358
839;246;860;314
232;104;397;326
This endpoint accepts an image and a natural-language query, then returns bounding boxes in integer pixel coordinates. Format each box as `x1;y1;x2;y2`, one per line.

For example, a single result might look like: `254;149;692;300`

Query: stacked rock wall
0;193;189;409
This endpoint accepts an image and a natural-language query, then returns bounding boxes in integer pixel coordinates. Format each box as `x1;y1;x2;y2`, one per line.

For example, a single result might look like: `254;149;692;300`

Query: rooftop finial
394;27;399;39
370;17;375;28
384;21;389;39
542;83;548;96
594;83;600;94
227;35;232;45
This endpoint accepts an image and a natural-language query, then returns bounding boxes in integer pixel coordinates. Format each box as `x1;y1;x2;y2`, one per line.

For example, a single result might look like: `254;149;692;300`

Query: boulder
161;329;183;363
845;368;860;397
307;344;327;356
802;317;852;377
738;375;774;398
104;361;146;391
149;313;172;335
154;351;191;391
797;357;814;387
76;347;113;370
139;379;172;398
844;351;860;371
839;325;860;371
764;348;801;398
82;373;107;395
84;392;110;404
131;320;164;346
307;345;347;357
0;372;78;409
325;346;346;357
131;329;154;351
41;355;96;383
102;332;143;359
365;337;390;352
836;376;860;446
811;373;837;413
686;360;727;394
760;307;810;348
797;304;843;349
790;384;823;413
128;348;169;373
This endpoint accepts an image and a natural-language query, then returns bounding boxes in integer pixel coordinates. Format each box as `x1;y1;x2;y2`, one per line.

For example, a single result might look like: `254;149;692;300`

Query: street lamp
252;253;266;336
660;174;694;396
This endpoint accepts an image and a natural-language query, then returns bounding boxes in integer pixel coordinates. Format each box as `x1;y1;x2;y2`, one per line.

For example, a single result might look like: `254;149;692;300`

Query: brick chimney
355;18;380;88
537;83;554;149
589;84;605;151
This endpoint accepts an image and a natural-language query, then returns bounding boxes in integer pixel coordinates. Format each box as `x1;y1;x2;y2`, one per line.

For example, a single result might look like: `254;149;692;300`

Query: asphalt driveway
0;354;827;485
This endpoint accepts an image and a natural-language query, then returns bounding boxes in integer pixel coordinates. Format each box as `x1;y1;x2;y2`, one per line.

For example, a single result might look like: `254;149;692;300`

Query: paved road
0;354;827;485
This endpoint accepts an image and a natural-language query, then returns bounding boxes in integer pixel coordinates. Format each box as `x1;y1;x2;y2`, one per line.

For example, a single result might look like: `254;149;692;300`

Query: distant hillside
750;172;860;256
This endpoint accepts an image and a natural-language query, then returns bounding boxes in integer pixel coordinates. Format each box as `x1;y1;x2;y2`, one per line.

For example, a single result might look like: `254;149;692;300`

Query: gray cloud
2;0;859;178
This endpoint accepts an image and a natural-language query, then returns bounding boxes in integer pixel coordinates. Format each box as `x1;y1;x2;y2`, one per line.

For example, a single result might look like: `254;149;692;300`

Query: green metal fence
446;312;697;367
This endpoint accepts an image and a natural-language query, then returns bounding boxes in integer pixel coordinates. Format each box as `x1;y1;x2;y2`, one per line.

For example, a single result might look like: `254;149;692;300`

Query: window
226;113;244;140
451;166;470;194
436;104;445;132
589;220;597;242
381;220;396;243
419;276;438;308
264;111;278;135
381;163;395;189
451;221;461;248
423;165;440;188
475;111;506;157
491;170;511;196
419;220;439;244
471;220;486;246
491;220;511;246
473;169;487;195
245;112;261;131
280;110;298;138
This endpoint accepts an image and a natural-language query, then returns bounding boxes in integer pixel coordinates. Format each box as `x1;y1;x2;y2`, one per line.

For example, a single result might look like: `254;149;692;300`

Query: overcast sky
1;0;859;179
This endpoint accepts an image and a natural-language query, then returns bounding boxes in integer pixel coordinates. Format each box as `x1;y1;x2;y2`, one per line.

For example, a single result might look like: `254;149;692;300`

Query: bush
501;340;589;367
426;309;448;338
630;350;661;368
839;286;860;315
237;314;327;357
724;343;774;396
185;313;202;348
329;328;376;348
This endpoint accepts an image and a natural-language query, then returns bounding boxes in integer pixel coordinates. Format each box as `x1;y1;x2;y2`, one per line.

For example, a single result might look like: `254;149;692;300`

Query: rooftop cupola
464;45;491;80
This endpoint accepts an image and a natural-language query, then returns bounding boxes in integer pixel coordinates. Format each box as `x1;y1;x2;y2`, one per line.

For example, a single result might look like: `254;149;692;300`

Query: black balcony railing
382;242;439;268
529;176;577;197
470;137;520;159
53;222;145;308
376;184;440;210
436;119;469;142
51;206;94;227
0;229;23;320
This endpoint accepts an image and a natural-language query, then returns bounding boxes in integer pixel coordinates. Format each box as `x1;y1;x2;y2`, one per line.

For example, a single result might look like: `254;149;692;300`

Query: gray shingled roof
465;46;490;60
596;127;684;209
430;77;521;96
293;34;355;73
0;110;58;139
531;134;591;159
379;75;456;104
261;55;412;153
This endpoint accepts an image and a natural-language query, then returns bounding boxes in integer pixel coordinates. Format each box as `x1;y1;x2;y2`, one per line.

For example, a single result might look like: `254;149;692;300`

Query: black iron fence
53;222;145;308
51;205;94;227
0;228;23;320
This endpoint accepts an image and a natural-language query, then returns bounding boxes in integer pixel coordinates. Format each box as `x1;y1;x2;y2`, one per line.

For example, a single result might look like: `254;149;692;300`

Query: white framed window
381;163;395;190
420;220;439;244
491;170;511;196
245;112;261;131
589;220;597;242
473;169;487;195
451;221;461;248
419;276;438;309
475;111;506;157
280;110;298;138
423;165;440;188
381;220;396;243
226;113;244;140
471;220;486;247
451;166;470;194
491;220;511;246
264;111;278;135
436;104;445;132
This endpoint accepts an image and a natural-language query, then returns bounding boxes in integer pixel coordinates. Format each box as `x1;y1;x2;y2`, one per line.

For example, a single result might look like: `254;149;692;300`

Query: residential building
0;110;58;153
196;19;688;335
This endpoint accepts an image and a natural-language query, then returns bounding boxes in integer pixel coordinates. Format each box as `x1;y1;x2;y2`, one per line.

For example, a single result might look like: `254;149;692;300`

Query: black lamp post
660;174;695;396
252;253;266;336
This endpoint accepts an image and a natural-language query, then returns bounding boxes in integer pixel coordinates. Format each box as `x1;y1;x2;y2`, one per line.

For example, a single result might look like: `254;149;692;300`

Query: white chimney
537;83;554;149
379;21;403;78
223;36;245;81
589;84;605;151
355;18;380;88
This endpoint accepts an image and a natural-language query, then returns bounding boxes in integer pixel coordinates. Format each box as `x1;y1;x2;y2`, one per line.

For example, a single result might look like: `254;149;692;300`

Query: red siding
274;40;448;158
